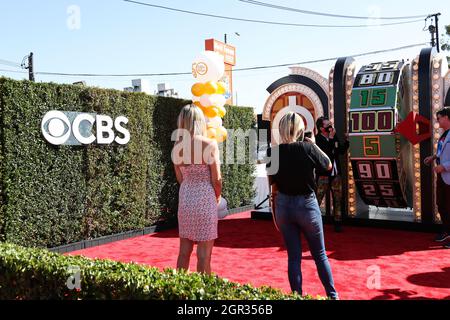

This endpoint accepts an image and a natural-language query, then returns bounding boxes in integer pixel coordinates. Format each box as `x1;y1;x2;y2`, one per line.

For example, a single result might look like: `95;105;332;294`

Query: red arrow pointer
395;111;431;145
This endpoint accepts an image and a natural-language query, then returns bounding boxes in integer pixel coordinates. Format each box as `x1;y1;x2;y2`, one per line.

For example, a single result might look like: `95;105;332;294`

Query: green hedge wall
0;78;255;248
221;105;257;209
0;242;312;300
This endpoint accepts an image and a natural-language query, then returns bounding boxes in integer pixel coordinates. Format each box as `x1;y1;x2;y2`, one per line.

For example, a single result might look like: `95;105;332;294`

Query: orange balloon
193;101;203;108
203;81;218;95
217;82;227;94
191;83;205;97
197;105;214;119
203;106;219;118
217;105;226;118
197;105;208;114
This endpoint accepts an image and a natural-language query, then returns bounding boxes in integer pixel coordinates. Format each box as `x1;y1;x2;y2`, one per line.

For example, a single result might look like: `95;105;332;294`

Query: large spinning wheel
331;48;449;224
348;60;410;209
254;48;449;228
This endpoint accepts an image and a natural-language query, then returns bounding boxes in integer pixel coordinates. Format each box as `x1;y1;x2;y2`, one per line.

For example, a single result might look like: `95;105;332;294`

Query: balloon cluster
191;51;228;143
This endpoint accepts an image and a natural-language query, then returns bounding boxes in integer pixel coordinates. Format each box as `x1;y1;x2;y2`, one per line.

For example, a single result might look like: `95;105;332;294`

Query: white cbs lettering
41;110;72;145
96;115;115;144
114;116;130;145
72;113;96;144
41;111;130;146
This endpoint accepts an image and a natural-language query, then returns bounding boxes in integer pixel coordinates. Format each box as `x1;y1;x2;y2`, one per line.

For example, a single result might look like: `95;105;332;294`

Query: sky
0;0;449;114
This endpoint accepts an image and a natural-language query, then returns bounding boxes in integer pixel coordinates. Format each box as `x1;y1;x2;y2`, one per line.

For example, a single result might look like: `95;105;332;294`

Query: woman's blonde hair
177;104;207;137
279;112;305;144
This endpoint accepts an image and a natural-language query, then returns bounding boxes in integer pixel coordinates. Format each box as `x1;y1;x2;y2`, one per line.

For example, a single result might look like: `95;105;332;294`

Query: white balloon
200;94;211;108
208;94;226;108
192;51;224;83
206;116;222;128
192;96;200;102
217;197;228;219
208;94;218;107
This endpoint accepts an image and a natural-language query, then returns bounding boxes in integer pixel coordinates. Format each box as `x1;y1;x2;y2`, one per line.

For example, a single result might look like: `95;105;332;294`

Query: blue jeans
275;191;338;299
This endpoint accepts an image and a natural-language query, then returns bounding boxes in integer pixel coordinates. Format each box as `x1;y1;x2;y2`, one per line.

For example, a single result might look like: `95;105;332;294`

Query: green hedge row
0;242;315;300
0;78;255;248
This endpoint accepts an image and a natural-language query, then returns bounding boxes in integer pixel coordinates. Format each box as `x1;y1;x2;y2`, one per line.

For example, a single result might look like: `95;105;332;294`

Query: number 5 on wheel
363;136;381;157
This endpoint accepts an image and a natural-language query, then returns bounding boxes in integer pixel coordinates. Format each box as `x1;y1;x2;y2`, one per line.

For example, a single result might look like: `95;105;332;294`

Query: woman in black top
266;112;338;299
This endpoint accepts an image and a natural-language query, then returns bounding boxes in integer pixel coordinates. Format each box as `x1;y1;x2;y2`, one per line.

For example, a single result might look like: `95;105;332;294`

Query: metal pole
28;52;35;82
435;13;441;52
431;30;436;48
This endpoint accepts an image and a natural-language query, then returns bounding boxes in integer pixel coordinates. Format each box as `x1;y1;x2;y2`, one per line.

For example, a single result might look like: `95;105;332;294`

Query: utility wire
235;43;427;71
0;68;27;74
0;59;22;68
35;70;192;77
239;0;428;20
0;43;426;78
122;0;424;28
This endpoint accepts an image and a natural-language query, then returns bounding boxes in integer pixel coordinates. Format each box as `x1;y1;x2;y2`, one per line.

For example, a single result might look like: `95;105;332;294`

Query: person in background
172;104;222;274
266;112;338;299
424;107;450;249
315;117;349;232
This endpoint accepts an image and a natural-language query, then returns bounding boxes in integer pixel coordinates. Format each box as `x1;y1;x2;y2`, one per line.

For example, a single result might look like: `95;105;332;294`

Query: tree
440;24;450;67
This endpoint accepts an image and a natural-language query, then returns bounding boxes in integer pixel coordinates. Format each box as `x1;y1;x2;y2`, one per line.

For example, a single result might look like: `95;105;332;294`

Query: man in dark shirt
315;117;349;232
424;107;450;249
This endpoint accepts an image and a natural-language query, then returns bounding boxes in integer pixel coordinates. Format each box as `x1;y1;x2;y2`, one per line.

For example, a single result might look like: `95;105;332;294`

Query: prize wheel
347;60;414;214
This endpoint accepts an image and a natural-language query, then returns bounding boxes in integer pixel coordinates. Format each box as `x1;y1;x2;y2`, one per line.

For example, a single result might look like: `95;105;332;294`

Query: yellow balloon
207;128;216;140
203;106;219;118
215;126;228;143
217;82;227;94
191;83;205;97
203;81;218;95
217;105;226;118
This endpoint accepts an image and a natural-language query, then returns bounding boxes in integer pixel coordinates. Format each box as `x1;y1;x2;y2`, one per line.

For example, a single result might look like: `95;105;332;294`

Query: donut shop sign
41;110;130;146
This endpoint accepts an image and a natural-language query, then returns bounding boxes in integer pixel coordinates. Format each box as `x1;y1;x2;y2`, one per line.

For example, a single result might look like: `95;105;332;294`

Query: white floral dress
177;164;218;241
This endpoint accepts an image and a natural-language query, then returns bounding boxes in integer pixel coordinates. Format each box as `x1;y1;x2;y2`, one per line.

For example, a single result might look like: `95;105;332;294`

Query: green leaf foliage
0;78;256;248
0;242;318;300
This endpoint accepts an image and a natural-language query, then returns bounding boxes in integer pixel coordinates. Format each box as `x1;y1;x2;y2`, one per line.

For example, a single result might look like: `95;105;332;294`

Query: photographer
315;117;349;232
424;107;450;249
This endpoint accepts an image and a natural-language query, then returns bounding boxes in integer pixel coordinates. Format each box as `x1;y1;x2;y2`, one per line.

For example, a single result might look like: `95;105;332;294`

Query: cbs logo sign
41;110;130;146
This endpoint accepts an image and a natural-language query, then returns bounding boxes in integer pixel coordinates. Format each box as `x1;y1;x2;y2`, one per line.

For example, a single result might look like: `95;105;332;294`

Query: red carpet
69;211;450;300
